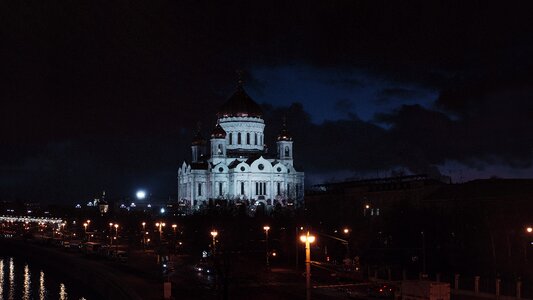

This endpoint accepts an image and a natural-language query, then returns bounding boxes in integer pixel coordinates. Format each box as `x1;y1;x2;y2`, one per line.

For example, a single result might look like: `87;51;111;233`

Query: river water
0;256;95;300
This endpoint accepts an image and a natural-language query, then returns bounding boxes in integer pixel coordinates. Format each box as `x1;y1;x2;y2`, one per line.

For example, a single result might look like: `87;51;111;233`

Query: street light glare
300;234;316;243
211;230;218;237
527;227;533;233
263;226;270;231
136;190;146;200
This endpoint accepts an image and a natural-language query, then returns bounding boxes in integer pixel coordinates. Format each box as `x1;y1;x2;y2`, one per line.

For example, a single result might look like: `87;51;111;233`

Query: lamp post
114;224;119;251
156;222;166;240
109;223;114;245
210;230;218;254
300;231;316;300
525;226;533;262
343;228;350;258
83;222;88;238
263;226;270;269
141;222;147;249
421;231;426;275
172;224;177;235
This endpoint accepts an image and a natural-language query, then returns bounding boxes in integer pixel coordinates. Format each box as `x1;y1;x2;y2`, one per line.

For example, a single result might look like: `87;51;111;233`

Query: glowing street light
83;222;88;233
343;228;350;234
527;227;533;233
142;222;146;231
156;222;166;240
300;231;316;300
136;190;146;200
263;226;271;269
210;230;218;254
172;224;177;234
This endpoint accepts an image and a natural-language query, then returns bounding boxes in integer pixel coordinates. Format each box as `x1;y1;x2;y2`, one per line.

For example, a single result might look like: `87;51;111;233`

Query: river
0;256;97;300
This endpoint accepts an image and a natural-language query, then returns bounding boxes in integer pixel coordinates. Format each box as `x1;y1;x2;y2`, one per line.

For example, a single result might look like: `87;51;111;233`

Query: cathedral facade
178;84;304;210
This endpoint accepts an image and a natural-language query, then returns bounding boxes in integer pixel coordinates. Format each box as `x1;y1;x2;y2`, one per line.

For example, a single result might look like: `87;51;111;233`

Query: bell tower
276;118;293;166
191;124;206;163
210;122;227;164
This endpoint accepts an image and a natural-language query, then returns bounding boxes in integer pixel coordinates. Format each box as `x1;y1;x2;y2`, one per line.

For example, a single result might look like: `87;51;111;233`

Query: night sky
2;1;533;203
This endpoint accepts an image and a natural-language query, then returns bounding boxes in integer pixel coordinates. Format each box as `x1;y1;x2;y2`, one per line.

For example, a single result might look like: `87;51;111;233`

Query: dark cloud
333;98;354;113
325;78;363;89
375;88;426;104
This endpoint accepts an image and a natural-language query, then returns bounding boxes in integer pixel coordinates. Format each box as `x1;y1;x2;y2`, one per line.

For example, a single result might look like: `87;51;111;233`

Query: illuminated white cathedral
178;83;304;210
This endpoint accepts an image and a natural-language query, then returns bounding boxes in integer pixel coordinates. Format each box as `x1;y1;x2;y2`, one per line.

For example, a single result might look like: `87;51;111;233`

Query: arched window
285;146;290;157
246;133;250;144
217;144;222;154
229;133;233;144
238;133;241;144
254;133;257;145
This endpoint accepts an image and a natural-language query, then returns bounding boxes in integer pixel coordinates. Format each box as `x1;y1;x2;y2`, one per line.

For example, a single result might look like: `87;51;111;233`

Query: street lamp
210;230;218;254
172;224;177;234
263;226;270;269
108;223;114;245
156;222;166;240
343;228;351;258
300;231;316;300
142;222;146;231
525;227;533;262
83;222;88;234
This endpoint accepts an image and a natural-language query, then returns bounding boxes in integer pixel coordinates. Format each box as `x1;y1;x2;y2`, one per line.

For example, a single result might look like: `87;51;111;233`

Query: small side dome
277;119;293;141
211;123;227;139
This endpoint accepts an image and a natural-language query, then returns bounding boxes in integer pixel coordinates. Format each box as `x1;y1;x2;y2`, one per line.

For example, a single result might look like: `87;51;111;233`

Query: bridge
0;215;64;225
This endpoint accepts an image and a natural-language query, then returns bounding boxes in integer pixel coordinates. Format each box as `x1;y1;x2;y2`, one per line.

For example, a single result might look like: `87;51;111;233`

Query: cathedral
178;83;305;211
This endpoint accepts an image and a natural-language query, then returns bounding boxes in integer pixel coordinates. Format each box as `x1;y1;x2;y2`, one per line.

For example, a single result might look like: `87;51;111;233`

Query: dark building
306;176;533;277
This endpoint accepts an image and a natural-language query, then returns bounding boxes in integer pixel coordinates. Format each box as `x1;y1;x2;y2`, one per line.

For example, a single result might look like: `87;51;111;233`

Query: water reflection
0;257;87;300
8;257;14;300
59;282;68;300
40;270;46;300
23;264;30;300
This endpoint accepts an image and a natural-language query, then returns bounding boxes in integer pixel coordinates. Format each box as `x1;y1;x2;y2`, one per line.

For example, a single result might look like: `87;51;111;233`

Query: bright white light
160;208;165;214
136;190;146;200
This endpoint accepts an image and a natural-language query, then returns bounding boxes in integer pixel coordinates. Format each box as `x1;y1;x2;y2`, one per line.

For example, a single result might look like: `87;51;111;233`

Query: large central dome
217;86;263;118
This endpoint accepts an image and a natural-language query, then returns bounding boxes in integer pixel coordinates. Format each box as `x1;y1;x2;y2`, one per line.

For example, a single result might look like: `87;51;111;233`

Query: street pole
305;232;312;300
421;231;426;275
295;227;299;269
264;226;270;270
300;231;315;300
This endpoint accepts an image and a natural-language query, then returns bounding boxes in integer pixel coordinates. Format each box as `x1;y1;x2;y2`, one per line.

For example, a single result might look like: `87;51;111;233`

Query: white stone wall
219;117;265;151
